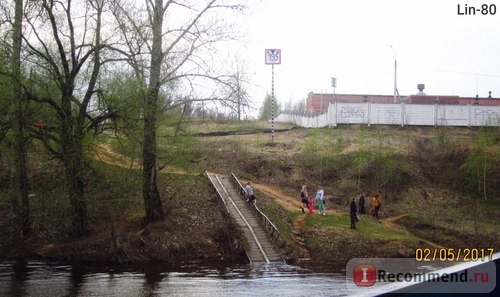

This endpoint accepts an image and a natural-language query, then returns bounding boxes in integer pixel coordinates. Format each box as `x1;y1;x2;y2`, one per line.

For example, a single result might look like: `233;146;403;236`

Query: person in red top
307;195;314;215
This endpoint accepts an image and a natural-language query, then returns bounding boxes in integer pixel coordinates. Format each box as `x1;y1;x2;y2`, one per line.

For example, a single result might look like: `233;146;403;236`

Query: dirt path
94;143;140;169
380;214;408;229
380;214;445;249
251;182;339;215
252;183;301;212
94;143;189;175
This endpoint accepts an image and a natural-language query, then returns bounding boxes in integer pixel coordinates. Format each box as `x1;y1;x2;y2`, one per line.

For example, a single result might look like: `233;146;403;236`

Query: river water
0;261;363;297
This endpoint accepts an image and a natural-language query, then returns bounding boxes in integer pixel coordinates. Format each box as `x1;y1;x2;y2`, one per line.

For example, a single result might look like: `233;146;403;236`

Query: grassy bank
191;121;499;264
1;120;499;266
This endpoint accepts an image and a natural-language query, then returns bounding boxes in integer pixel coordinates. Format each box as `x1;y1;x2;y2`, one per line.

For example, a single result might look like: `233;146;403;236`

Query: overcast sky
236;0;500;106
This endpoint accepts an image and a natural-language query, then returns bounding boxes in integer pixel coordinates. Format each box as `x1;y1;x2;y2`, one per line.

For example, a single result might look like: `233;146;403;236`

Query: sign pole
265;49;281;141
272;64;275;141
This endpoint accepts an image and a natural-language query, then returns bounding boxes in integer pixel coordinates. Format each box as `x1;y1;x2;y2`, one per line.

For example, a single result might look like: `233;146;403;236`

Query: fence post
434;102;438;127
401;101;405;127
468;102;471;127
367;101;371;127
334;101;338;127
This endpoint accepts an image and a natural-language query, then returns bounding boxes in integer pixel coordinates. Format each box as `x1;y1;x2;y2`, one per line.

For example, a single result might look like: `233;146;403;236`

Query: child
308;195;314;215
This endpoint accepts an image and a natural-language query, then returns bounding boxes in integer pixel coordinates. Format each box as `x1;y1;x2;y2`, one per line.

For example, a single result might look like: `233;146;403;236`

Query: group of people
349;191;382;229
300;185;326;215
300;185;382;229
245;181;383;230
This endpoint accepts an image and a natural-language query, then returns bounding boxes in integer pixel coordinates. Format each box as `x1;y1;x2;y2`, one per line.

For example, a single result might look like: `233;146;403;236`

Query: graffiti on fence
385;107;400;124
475;109;499;119
475;109;499;124
339;106;365;119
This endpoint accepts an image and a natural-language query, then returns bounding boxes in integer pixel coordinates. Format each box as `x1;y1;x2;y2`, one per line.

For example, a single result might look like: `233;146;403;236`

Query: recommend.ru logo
346;256;497;294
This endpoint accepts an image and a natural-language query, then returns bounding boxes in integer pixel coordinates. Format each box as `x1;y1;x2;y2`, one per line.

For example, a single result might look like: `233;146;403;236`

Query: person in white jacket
315;187;325;215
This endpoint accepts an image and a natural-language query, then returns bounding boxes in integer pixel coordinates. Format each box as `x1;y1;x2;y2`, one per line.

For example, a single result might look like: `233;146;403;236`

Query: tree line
0;0;249;238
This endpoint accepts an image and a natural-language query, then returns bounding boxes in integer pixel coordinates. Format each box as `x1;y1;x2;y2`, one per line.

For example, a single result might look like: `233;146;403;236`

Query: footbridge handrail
229;172;287;249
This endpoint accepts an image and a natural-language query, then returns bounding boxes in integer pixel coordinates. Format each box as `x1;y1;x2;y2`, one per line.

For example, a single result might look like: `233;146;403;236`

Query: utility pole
331;77;337;127
390;45;399;103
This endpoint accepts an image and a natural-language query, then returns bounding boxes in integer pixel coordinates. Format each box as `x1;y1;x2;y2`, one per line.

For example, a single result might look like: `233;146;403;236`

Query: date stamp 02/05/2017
457;3;497;15
415;248;495;262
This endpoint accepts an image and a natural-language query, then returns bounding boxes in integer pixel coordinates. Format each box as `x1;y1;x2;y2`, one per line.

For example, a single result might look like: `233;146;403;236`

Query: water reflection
11;260;28;297
68;266;85;297
0;261;357;297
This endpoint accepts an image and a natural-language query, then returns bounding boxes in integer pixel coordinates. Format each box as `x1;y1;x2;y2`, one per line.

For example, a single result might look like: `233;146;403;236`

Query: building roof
307;92;396;104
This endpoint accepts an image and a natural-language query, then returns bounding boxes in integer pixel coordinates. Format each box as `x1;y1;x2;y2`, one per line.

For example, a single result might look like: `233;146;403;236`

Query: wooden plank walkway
206;172;282;263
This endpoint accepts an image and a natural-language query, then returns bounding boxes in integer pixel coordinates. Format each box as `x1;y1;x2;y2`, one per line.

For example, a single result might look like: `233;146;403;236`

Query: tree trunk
11;0;30;236
66;149;88;236
61;105;89;236
142;0;165;222
142;114;164;222
65;133;88;236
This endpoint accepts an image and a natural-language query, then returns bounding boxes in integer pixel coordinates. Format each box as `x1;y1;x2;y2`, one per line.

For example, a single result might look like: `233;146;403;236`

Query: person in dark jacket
300;185;309;214
358;192;366;215
350;198;358;229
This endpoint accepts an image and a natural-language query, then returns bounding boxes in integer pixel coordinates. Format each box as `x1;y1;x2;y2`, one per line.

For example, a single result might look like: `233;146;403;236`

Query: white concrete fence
276;102;500;128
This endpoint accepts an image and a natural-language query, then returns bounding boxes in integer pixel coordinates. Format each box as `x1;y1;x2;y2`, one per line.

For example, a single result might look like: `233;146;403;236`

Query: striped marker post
265;49;281;141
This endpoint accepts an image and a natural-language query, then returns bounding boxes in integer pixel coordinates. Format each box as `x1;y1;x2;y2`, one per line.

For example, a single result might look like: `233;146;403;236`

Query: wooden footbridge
206;172;284;263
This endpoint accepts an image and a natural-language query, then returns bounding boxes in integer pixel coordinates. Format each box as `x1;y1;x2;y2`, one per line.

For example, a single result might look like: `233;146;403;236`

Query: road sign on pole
265;49;281;141
265;49;281;65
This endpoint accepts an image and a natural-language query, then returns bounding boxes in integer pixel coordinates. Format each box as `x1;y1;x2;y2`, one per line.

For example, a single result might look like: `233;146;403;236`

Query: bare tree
22;0;115;236
111;0;246;223
7;0;30;237
225;56;251;121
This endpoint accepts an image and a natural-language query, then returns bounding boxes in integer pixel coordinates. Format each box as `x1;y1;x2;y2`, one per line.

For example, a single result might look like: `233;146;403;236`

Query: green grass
304;214;420;245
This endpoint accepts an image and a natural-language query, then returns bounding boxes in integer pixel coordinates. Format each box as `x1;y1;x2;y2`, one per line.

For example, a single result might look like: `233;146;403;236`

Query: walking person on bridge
245;181;256;206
